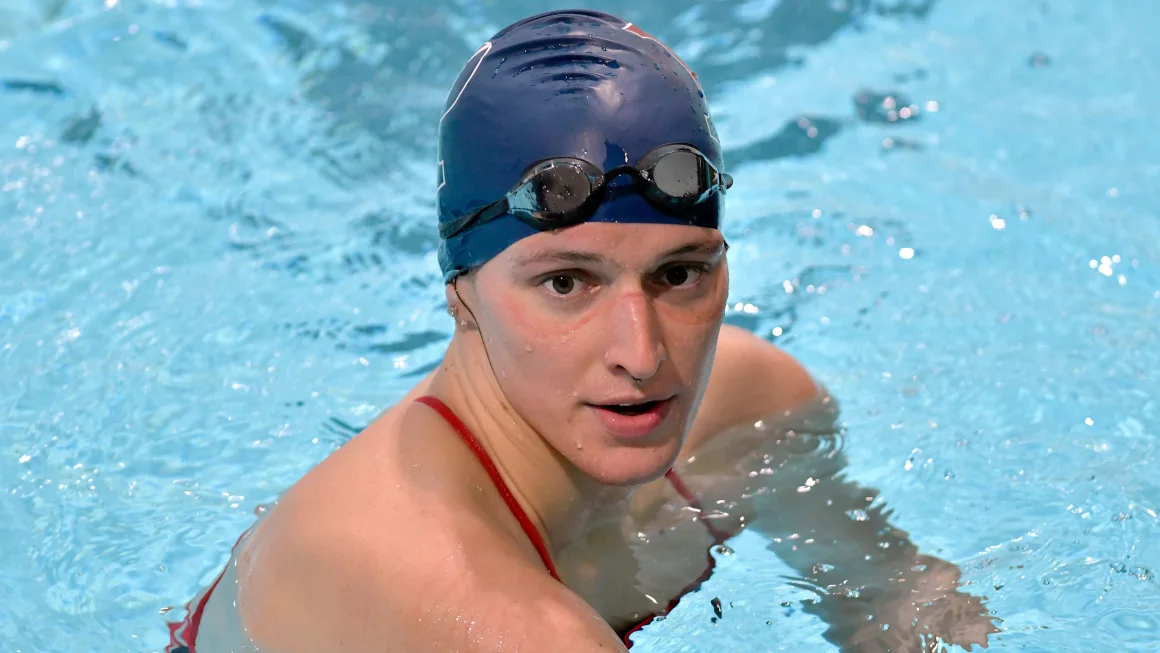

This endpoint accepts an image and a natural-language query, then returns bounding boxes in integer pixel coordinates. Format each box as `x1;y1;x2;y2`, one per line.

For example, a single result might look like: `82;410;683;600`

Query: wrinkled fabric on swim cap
436;9;724;282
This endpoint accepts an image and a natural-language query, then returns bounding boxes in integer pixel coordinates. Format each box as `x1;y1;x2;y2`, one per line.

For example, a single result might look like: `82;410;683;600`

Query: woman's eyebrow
512;250;605;267
513;241;725;268
658;242;726;260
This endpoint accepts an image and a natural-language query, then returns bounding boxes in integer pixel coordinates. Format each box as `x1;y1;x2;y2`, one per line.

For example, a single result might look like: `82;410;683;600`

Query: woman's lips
587;398;674;440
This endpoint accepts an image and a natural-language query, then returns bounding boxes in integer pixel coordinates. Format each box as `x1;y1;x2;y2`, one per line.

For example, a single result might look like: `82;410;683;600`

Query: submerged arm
679;327;998;651
698;417;996;652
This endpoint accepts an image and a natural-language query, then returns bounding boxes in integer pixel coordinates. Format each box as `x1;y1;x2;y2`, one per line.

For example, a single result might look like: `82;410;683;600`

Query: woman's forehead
501;223;725;270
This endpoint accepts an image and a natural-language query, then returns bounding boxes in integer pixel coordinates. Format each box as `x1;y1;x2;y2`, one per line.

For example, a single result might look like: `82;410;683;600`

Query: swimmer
169;10;998;653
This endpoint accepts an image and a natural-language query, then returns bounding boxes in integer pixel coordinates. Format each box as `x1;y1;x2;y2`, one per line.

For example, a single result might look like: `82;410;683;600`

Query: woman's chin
571;440;682;487
585;465;669;487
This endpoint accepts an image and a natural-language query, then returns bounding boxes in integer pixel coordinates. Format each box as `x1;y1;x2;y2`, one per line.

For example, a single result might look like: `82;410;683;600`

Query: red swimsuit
166;396;727;652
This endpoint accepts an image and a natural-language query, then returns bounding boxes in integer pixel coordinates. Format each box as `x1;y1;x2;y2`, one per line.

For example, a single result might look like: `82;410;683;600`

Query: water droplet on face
575;441;583;450
525;344;533;352
601;45;607;51
654;62;661;70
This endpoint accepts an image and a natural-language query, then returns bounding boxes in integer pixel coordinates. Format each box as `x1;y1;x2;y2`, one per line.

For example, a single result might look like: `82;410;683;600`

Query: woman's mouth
587;397;674;440
603;400;662;416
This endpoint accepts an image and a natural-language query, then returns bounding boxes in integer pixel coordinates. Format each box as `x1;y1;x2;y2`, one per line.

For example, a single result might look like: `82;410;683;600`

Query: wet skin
190;222;997;653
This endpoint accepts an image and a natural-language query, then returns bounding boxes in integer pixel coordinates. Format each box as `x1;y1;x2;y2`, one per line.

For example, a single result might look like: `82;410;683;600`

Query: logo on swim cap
441;41;493;126
438;40;494;192
621;22;702;89
619;21;714;143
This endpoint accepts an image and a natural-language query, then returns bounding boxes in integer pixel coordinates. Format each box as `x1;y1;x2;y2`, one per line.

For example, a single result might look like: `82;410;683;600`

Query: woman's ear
444;283;458;318
444;279;477;330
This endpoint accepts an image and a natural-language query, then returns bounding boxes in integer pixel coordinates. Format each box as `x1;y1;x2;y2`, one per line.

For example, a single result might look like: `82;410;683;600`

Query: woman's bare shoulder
221;401;626;653
684;325;826;452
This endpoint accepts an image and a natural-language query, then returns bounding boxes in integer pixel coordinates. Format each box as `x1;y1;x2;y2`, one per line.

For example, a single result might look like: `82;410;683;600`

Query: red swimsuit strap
619;470;731;648
415;395;562;582
664;468;733;544
416;394;730;651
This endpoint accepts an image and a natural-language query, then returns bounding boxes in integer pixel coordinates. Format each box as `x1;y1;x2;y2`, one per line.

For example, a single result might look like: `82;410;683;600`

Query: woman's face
461;222;729;486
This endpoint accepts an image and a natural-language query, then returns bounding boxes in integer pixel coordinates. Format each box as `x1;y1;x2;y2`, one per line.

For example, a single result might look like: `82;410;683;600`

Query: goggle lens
537;163;593;215
651;149;708;200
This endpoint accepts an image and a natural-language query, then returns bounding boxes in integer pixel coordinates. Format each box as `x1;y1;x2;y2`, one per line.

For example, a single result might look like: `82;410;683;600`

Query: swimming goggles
439;144;733;239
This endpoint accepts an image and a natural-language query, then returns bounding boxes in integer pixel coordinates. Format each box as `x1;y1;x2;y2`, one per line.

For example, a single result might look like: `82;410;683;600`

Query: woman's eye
543;275;580;296
661;264;704;288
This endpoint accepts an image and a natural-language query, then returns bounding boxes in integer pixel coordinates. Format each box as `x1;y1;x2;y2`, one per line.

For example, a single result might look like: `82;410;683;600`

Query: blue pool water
2;0;1158;651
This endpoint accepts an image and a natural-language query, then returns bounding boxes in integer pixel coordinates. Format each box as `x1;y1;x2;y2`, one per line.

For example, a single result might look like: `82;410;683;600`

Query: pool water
2;0;1158;651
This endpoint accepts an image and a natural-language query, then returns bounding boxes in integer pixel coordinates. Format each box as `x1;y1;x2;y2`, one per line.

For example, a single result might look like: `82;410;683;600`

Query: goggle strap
443;146;728;239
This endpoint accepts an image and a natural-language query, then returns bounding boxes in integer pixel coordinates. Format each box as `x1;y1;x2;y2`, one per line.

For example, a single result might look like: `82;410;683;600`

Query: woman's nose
603;291;666;383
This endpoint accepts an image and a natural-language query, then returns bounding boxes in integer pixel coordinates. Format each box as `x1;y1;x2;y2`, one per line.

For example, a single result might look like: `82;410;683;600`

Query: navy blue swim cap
436;10;724;282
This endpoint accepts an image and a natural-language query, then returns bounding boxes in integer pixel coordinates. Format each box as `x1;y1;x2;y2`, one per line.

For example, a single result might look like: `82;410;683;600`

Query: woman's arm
681;326;998;652
682;325;823;455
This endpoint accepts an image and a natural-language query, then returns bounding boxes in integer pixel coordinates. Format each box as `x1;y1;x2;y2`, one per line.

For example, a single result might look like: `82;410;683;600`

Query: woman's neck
426;331;632;554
